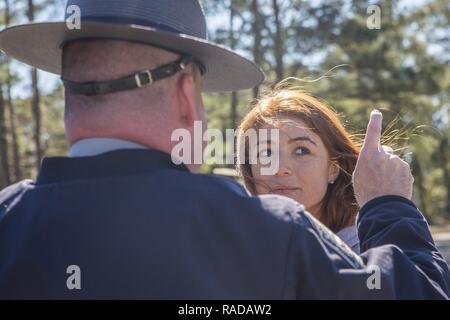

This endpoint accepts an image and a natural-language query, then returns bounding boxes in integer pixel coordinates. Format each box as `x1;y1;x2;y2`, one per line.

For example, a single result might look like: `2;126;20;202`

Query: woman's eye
294;147;309;156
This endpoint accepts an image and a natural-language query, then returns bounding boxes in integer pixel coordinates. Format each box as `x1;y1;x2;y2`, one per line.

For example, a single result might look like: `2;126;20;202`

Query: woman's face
250;117;339;218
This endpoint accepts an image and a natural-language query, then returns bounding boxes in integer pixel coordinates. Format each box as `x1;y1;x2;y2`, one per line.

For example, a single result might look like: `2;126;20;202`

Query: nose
275;164;292;177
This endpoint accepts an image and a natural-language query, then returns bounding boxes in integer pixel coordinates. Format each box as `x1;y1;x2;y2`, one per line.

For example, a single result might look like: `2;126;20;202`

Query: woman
237;85;361;253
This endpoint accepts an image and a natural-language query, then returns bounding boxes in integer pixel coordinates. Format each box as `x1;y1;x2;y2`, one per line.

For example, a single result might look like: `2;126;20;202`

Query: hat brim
0;21;265;92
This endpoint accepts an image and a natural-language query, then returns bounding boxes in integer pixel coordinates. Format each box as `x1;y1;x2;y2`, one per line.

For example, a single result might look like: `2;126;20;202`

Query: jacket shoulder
0;180;33;219
257;194;306;223
202;174;248;195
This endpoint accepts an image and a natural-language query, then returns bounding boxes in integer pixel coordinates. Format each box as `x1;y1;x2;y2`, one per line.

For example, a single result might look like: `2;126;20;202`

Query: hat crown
65;0;207;40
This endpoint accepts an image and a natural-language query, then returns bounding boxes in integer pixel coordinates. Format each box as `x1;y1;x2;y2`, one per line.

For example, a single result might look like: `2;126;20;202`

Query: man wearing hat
0;0;448;299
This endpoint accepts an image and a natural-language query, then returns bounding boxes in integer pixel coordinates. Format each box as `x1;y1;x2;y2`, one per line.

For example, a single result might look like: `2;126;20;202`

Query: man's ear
328;161;340;183
175;73;198;128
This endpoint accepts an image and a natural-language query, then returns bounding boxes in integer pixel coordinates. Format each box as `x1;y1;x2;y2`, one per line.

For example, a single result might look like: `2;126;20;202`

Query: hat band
80;16;200;39
61;56;203;96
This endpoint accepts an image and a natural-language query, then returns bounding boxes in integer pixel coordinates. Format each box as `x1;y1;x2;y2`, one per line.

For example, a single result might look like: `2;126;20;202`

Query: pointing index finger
362;110;383;152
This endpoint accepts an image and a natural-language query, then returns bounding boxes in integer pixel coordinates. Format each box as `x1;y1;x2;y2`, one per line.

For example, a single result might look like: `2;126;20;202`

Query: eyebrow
257;136;317;146
288;136;317;146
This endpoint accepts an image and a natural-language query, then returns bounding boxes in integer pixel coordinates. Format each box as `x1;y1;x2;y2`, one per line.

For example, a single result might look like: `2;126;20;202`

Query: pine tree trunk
6;65;21;181
272;0;284;82
28;0;42;170
0;89;10;187
251;0;263;99
229;1;239;129
31;68;42;169
4;0;21;181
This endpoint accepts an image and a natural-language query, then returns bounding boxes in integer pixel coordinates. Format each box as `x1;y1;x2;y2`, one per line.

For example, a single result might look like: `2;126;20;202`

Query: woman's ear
328;161;340;184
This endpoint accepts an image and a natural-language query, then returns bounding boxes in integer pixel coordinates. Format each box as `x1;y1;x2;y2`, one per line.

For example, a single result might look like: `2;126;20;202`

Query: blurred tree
271;0;284;82
27;0;42;170
229;0;239;129
4;0;21;181
315;0;450;220
0;84;9;186
251;0;263;98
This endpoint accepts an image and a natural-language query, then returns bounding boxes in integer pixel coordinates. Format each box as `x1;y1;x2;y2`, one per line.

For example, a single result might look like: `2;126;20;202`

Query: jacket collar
36;149;189;185
69;138;148;158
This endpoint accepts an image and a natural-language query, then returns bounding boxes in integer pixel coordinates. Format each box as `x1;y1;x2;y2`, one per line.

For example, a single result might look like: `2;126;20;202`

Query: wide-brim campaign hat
0;0;265;92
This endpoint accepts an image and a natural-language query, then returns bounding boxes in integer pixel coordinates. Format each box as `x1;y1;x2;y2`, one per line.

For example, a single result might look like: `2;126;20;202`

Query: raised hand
352;110;414;208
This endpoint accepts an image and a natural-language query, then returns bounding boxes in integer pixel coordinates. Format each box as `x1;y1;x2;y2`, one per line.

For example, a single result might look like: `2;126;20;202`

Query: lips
270;186;300;195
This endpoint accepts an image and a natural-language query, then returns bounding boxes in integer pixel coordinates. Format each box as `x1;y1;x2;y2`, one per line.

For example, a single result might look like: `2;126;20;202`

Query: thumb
362;110;383;152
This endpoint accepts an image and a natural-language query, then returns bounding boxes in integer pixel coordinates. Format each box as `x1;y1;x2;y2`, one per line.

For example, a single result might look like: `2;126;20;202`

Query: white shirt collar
69;138;148;158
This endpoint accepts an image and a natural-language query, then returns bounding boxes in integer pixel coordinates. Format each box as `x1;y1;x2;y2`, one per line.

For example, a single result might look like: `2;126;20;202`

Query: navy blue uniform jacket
0;149;449;299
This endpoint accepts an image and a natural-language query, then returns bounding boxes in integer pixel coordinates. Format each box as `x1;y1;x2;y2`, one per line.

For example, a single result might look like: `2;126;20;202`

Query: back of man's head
62;39;205;162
